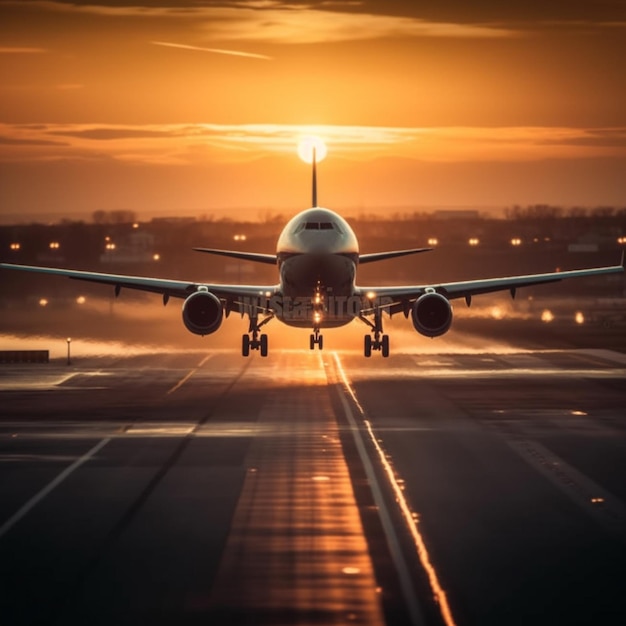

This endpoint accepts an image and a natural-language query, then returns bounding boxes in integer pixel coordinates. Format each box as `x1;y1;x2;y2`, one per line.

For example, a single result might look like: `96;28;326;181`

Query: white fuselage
275;207;359;328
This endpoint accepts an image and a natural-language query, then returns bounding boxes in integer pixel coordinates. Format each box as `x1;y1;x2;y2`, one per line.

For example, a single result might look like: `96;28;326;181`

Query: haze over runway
1;344;625;625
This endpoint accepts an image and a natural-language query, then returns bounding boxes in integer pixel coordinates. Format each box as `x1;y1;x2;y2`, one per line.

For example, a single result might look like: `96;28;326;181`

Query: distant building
100;231;157;264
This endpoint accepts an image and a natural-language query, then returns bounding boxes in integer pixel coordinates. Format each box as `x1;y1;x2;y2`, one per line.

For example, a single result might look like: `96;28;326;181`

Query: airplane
0;146;623;357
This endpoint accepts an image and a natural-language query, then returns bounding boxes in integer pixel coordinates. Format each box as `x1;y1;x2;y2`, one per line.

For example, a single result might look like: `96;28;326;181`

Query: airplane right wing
358;247;433;264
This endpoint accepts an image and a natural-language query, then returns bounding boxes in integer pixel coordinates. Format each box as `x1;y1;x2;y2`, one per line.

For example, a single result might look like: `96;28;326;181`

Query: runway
1;347;625;626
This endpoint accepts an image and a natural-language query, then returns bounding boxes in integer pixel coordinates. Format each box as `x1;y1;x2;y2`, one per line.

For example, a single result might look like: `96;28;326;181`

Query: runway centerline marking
332;352;458;626
166;354;213;395
0;437;111;540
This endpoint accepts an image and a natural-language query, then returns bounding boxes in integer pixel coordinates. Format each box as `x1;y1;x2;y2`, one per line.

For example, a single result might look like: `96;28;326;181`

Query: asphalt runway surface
1;346;625;626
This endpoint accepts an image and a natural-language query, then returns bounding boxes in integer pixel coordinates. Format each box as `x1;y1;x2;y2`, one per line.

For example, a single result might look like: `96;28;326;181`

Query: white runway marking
0;437;111;539
166;354;212;395
332;352;459;626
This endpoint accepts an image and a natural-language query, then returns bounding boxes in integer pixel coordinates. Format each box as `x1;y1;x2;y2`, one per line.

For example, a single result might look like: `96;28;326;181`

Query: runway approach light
541;309;554;323
575;311;585;325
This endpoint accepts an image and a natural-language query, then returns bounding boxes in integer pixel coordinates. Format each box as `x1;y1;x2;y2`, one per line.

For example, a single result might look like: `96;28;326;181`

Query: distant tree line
504;204;626;220
92;210;137;224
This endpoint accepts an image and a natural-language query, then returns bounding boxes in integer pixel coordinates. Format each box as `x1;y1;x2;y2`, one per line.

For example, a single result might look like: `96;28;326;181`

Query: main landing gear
242;311;273;357
360;310;390;358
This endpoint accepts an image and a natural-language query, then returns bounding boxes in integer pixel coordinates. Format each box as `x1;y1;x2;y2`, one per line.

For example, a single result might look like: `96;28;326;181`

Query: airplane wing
358;247;433;264
193;248;277;265
0;263;278;304
359;255;624;313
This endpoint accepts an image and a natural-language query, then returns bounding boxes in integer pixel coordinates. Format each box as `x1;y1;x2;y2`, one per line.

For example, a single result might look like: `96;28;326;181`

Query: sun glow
297;136;327;164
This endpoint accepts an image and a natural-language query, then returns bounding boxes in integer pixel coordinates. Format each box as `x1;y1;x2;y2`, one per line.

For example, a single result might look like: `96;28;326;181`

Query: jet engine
411;292;453;337
182;291;223;336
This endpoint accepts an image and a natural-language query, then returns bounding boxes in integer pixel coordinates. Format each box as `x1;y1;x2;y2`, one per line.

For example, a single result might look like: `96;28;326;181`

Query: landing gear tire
242;334;250;357
381;334;390;358
260;333;268;357
364;334;372;357
310;334;315;350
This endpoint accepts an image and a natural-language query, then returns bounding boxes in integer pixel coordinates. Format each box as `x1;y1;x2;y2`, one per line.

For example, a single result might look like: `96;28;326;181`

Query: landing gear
309;328;324;350
360;310;390;358
242;310;273;357
241;333;269;357
364;332;389;357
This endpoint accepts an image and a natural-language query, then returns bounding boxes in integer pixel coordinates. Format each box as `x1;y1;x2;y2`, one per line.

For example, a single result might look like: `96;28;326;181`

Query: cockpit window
295;221;340;233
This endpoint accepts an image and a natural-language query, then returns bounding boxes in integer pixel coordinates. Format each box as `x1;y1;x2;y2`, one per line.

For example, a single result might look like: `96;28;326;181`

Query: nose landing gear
309;328;324;350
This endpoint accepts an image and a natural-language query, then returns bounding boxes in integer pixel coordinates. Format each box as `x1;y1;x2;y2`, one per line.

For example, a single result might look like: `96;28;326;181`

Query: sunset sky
1;0;625;222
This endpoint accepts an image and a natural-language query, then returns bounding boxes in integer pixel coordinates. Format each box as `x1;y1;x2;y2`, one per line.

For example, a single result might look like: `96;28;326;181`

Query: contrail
151;41;272;60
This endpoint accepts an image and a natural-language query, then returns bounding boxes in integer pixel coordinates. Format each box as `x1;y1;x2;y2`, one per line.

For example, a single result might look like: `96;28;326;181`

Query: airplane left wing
193;248;277;265
359;255;624;313
0;263;278;304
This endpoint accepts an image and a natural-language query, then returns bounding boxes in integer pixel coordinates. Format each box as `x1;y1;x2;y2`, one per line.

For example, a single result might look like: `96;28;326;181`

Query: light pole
66;337;71;366
234;234;246;283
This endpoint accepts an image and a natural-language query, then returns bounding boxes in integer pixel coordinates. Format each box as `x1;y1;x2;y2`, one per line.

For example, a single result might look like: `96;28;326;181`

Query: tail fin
312;146;317;207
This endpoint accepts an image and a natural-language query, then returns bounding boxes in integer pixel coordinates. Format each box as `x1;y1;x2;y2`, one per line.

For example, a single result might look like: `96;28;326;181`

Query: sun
297;136;328;164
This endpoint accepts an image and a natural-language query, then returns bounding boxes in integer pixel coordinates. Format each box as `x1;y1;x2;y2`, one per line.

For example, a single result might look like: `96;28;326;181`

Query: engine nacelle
182;290;223;336
411;292;453;337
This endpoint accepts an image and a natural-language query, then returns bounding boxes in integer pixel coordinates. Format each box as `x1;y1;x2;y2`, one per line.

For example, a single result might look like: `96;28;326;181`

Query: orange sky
1;1;625;222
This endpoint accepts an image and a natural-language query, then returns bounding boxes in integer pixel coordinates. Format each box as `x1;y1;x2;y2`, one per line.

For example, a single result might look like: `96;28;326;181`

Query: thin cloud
0;135;65;147
47;127;180;140
2;123;626;166
201;8;517;43
151;41;272;60
5;1;518;42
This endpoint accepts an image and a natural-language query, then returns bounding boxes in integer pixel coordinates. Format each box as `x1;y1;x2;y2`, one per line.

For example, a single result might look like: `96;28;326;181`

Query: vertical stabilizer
312;146;317;207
